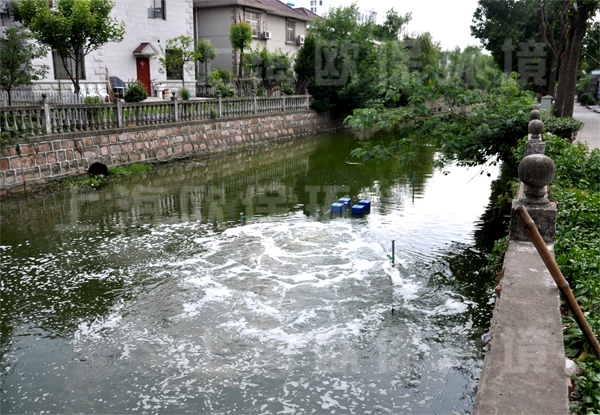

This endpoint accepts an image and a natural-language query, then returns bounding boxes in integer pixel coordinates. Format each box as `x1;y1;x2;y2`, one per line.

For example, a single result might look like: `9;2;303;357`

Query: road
572;103;600;150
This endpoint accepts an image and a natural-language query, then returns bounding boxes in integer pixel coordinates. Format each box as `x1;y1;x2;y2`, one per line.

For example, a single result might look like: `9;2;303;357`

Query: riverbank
0;110;346;199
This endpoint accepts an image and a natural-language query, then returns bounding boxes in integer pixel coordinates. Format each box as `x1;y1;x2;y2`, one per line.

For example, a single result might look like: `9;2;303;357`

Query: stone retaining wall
0;110;343;198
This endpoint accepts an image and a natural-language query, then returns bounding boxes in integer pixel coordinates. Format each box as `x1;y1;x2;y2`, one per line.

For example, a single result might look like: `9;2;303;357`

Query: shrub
123;79;149;102
218;83;236;98
84;96;103;104
579;92;591;106
542;115;584;142
180;87;191;100
282;84;295;96
586;95;597;106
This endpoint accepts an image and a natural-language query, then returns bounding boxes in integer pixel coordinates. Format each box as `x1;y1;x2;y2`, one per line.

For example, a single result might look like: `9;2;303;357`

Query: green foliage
572;355;600;414
108;163;152;175
576;76;591;98
123;79;149;102
208;70;236;98
281;84;294;96
246;46;294;95
196;37;217;81
12;0;125;95
373;8;411;42
229;21;253;77
157;35;202;89
0;26;49;106
580;21;600;73
471;0;542;75
180;87;191;100
441;46;507;91
347;69;534;167
542;115;584;142
84;96;103;104
296;5;381;116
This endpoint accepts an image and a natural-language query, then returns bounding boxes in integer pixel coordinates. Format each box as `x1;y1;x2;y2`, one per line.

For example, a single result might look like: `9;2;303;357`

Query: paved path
572;103;600;150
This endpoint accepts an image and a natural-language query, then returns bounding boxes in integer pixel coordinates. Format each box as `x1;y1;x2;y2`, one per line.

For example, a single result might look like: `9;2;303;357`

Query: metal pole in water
391;240;395;267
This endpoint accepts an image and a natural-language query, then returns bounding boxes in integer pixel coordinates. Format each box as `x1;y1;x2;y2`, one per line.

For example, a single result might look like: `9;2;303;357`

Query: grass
108;163;152;175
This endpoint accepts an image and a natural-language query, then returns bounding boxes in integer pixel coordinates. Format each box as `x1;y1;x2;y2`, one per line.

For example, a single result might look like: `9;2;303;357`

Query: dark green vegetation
346;69;583;168
123;79;149;102
471;0;598;117
0;26;49;106
107;163;152;176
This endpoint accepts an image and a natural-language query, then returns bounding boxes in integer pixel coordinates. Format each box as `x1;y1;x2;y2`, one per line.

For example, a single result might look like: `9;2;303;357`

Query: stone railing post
526;109;545;156
171;96;180;122
510;110;557;242
252;92;257;115
41;93;51;134
282;95;286;112
305;92;310;109
115;100;124;128
217;91;222;118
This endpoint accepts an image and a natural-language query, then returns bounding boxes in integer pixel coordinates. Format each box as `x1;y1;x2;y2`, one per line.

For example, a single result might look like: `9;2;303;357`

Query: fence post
282;95;286;113
217;91;222;118
41;94;51;134
252;92;257;115
171;96;180;122
305;92;310;110
116;100;124;128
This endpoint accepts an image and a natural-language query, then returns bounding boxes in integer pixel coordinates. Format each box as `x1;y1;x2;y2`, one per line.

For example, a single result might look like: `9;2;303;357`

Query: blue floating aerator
331;202;345;212
358;200;371;211
351;204;365;215
339;198;351;207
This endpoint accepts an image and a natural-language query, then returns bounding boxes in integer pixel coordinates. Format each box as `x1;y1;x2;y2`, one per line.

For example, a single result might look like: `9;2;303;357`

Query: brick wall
0;110;344;198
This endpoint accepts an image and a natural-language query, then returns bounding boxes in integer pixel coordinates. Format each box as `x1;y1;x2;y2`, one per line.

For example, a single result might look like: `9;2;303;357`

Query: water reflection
1;132;499;414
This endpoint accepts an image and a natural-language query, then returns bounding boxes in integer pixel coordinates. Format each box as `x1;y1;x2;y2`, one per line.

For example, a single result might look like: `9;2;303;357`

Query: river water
1;132;500;414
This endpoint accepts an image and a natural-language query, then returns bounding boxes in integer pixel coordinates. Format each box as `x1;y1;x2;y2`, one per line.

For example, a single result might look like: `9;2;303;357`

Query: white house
1;0;196;98
193;0;317;78
1;0;317;98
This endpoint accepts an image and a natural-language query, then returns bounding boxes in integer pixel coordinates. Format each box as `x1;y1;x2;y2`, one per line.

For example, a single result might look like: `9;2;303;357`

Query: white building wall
4;0;194;96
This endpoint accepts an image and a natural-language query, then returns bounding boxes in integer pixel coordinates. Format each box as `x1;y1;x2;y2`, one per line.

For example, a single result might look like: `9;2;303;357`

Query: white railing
0;94;313;138
0;90;85;106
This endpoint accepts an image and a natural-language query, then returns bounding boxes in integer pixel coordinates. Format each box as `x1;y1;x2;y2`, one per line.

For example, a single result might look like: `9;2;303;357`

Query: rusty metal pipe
515;205;600;359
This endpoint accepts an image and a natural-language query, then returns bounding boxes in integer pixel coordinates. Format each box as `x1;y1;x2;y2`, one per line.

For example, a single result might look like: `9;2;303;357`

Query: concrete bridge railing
474;109;569;414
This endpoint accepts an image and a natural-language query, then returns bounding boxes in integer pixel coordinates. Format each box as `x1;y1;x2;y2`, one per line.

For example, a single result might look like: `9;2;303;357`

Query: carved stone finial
528;119;544;140
518;154;556;204
530;109;541;120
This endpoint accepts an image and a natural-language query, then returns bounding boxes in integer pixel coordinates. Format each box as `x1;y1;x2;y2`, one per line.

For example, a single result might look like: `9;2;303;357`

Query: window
319;0;322;5
53;50;85;80
286;21;296;43
165;49;182;79
310;0;316;5
311;7;316;12
148;0;166;19
245;12;260;37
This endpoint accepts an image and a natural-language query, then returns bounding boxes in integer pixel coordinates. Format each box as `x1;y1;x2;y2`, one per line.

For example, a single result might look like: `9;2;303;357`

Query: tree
579;21;600;73
196;38;217;83
245;46;294;95
229;21;253;78
442;46;506;90
158;35;202;90
12;0;125;96
540;0;569;98
374;8;411;42
471;0;541;74
296;4;381;115
0;26;49;106
554;0;599;117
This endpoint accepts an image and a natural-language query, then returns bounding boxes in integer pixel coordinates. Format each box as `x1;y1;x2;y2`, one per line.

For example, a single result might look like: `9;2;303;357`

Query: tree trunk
554;1;592;117
546;54;558;97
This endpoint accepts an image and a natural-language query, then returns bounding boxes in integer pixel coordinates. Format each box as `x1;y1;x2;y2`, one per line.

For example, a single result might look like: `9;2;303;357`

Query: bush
282;84;295;96
180;87;191;100
579;92;591;106
123;79;149;102
84;96;103;104
218;83;236;98
543;115;584;142
586;95;597;106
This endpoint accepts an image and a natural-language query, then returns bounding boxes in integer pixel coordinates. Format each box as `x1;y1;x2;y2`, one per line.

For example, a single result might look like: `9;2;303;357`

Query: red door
136;58;151;95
